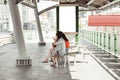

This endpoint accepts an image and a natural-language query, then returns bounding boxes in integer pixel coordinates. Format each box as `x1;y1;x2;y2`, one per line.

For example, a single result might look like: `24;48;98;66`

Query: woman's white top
52;38;66;56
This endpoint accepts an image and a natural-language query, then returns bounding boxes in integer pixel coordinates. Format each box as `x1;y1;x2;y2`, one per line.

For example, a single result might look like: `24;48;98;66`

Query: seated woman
50;31;66;67
42;31;70;66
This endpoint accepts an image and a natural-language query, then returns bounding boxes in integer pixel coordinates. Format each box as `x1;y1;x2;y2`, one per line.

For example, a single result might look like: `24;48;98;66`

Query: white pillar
33;0;46;46
8;0;32;66
8;0;27;58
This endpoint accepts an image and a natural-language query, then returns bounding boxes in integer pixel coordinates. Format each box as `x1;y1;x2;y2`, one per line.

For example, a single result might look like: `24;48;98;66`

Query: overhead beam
60;3;79;6
21;1;36;8
38;4;59;15
87;0;95;5
79;9;102;11
16;0;24;4
79;3;88;8
89;3;101;8
100;0;120;9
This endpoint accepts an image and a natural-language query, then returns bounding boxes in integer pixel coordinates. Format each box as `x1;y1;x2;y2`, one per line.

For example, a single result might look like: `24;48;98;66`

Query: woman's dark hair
56;31;69;41
62;33;69;41
56;31;62;41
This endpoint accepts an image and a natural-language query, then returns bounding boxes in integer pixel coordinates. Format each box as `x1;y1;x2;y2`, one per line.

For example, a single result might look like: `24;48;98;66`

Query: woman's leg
42;48;53;63
51;54;59;67
52;57;56;65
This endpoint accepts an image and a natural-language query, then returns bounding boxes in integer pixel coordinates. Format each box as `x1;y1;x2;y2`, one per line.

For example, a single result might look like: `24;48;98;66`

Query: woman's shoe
50;64;56;68
49;59;53;62
42;60;48;63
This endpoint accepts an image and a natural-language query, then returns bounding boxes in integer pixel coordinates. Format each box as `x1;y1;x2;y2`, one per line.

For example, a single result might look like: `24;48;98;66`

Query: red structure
88;15;120;26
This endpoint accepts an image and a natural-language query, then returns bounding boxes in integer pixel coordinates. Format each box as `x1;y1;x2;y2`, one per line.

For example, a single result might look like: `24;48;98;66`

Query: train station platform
0;40;118;80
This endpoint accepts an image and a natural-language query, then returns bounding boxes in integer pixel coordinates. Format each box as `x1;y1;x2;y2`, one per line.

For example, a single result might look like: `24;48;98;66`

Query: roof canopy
1;0;118;12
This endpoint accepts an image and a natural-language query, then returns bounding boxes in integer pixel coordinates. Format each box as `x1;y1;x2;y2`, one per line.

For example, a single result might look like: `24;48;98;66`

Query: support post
75;6;79;42
33;0;46;46
56;6;59;31
8;0;32;66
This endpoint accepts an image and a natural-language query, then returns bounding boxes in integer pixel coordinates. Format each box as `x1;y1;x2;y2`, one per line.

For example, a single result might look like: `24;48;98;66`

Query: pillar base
38;42;46;46
16;57;32;66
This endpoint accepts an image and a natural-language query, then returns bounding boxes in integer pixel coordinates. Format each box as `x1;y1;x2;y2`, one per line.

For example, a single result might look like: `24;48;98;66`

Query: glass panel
40;8;57;42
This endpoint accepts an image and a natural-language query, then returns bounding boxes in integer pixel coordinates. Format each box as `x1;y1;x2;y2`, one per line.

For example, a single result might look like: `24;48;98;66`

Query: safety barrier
0;36;11;46
81;30;120;58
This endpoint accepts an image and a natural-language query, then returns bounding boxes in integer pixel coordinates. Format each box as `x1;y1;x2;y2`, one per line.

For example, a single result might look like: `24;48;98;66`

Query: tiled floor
0;43;71;80
0;42;116;80
69;54;115;80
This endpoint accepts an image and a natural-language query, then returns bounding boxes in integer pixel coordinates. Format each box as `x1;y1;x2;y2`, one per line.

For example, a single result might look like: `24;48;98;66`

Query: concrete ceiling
59;0;116;9
0;0;118;10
